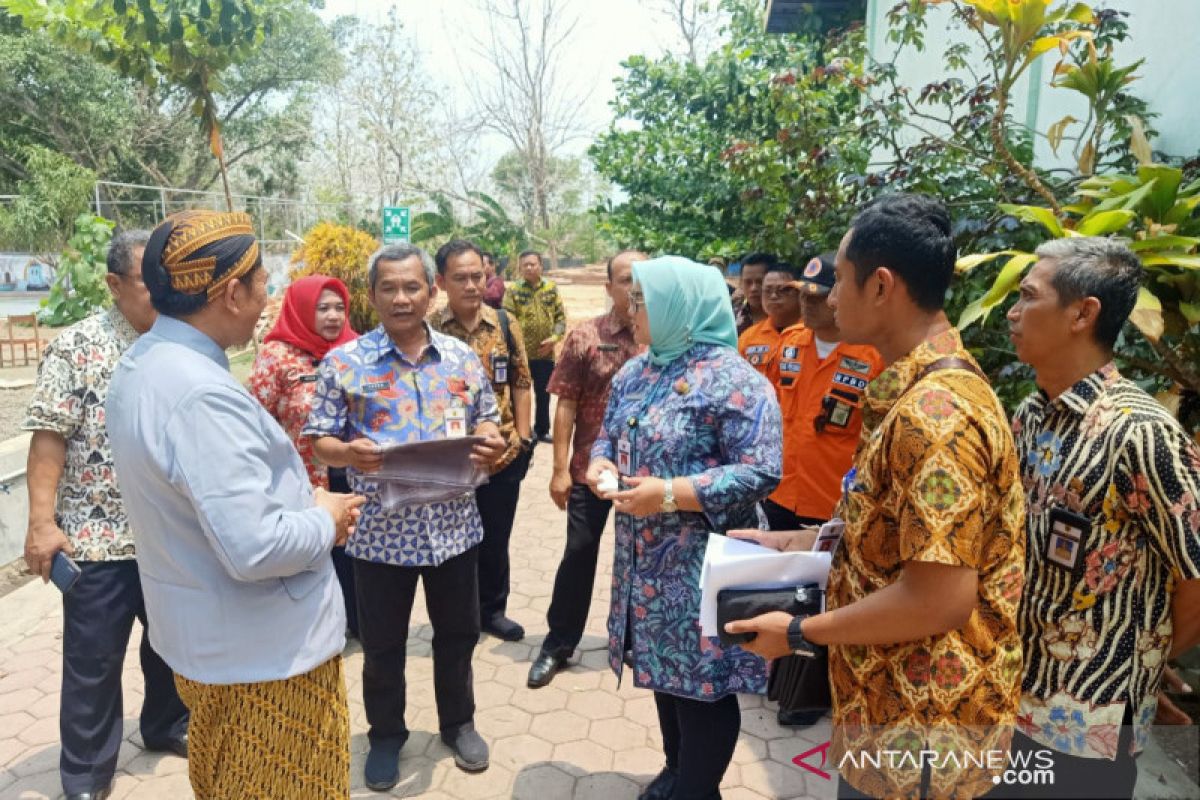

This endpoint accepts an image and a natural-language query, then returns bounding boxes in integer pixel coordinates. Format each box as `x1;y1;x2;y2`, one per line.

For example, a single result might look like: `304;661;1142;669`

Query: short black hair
765;262;801;280
845;193;955;311
434;239;484;276
740;252;777;272
606;249;646;281
106;229;151;276
518;250;543;264
1035;237;1144;349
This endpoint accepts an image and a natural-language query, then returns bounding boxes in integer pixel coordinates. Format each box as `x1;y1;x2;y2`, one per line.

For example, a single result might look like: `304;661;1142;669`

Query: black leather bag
716;583;831;713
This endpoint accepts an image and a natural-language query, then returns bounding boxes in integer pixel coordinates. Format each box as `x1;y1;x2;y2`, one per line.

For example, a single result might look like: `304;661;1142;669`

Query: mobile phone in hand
49;551;81;593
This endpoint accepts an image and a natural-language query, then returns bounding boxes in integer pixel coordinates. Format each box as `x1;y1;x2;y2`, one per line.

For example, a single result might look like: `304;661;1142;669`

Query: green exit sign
382;206;410;244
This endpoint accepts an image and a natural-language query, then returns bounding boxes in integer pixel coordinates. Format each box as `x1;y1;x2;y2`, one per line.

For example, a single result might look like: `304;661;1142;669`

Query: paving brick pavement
1;442;1196;799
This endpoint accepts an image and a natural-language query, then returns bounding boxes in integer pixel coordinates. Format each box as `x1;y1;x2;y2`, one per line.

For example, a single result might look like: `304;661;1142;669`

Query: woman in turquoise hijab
586;256;783;800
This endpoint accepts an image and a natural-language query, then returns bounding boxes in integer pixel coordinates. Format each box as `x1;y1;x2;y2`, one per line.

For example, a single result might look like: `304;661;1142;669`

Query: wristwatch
660;478;678;513
520;435;534;450
787;616;819;659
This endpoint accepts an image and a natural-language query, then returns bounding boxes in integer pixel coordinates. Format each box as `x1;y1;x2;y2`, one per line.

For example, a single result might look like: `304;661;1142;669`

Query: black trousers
60;560;188;794
654;691;741;800
328;468;359;635
354;548;479;745
997;729;1138;799
762;499;824;532
541;484;613;657
474;448;530;622
529;358;555;437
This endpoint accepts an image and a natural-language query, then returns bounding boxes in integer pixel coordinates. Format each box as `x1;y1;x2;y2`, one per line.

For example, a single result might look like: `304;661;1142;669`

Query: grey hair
106;229;151;275
1033;236;1143;349
367;243;436;290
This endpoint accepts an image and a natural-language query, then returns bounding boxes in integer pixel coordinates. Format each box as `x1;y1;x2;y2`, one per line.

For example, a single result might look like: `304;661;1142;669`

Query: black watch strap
787;616;818;658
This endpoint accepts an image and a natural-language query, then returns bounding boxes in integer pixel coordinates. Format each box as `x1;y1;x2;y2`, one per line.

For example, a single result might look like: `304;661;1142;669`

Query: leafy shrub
38;213;114;326
289;221;380;332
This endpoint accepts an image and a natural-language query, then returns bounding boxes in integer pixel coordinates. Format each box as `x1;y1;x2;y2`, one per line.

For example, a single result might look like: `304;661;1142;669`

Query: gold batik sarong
174;655;349;800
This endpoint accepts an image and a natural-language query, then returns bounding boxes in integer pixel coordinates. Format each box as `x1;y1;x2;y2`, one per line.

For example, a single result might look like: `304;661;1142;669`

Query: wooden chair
0;314;43;367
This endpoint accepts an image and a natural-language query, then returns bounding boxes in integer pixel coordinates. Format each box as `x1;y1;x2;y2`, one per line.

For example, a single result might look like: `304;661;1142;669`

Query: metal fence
92;181;370;253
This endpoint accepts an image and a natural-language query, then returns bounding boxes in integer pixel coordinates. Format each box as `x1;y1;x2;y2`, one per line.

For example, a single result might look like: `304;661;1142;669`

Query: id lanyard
617;368;676;476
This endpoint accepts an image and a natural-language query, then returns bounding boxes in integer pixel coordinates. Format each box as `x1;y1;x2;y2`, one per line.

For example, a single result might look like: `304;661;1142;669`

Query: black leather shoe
144;733;188;758
66;786;112;800
637;767;677;800
364;736;405;791
482;616;525;641
527;651;569;688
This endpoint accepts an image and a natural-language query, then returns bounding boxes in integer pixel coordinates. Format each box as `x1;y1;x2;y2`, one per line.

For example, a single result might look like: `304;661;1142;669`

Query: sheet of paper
698;532;832;638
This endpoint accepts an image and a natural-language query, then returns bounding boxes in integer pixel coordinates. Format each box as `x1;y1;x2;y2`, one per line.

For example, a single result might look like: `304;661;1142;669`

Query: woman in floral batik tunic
588;256;782;800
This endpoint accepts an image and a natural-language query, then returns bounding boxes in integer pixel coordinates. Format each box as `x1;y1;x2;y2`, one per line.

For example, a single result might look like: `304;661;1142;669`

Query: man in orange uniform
764;253;883;532
737;262;802;385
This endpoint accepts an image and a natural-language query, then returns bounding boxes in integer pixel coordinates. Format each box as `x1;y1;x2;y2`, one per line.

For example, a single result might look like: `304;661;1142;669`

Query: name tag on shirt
783;346;798;359
492;354;508;384
363;380;390;393
445;402;468;439
598;344;619;352
1046;507;1089;571
617;437;632;474
297;374;318;384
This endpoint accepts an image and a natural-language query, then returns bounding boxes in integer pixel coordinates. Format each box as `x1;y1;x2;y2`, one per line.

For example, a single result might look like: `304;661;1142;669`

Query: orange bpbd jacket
771;324;884;521
737;317;789;388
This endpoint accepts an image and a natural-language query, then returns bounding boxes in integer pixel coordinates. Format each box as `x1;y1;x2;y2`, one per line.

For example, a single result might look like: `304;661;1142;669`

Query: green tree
0;147;96;253
590;0;867;259
1;0;298;209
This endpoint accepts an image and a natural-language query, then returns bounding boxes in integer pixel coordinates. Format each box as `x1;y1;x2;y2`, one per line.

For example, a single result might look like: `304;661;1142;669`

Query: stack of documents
370;436;489;507
698;532;832;638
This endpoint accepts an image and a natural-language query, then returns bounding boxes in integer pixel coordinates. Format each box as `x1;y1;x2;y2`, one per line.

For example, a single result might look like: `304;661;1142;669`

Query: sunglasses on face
763;286;800;299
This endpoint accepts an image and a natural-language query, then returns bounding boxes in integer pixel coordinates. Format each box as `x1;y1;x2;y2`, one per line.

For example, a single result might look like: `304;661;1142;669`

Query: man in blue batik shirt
305;243;506;792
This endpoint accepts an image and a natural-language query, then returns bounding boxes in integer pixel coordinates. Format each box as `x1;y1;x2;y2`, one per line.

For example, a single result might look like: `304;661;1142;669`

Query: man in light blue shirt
307;243;506;791
106;210;364;800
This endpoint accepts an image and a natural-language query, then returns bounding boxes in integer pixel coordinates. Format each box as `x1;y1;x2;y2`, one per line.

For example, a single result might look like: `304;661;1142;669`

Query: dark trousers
654;691;741;800
529;358;555;437
541;484;613;657
328;468;359;635
60;560;188;794
762;499;823;532
474;449;530;622
354;548;479;745
997;729;1138;799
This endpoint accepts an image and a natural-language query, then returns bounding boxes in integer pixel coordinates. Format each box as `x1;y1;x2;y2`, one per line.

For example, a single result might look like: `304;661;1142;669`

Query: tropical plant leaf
1046;115;1078;156
1141;252;1200;270
1075;209;1135;236
1128;235;1200;252
1127;115;1153;166
999;204;1064;238
1129;287;1163;341
956;250;1020;273
981;252;1037;308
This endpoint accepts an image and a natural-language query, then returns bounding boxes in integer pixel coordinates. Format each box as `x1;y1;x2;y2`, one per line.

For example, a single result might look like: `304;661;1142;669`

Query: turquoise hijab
632;256;739;366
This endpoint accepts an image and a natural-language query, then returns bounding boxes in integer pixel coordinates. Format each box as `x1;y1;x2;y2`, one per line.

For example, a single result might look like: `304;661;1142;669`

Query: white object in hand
597;469;619;494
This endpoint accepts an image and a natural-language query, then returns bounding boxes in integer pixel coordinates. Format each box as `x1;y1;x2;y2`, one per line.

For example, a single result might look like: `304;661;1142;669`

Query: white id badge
492;354;508;384
444;402;468;438
617;437;632;474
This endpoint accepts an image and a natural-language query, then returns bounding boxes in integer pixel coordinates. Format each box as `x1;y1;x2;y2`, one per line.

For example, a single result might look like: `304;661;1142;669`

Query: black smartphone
49;551;81;594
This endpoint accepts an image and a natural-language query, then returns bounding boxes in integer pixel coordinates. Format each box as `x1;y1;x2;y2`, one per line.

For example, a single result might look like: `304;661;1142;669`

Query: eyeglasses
763;286;799;299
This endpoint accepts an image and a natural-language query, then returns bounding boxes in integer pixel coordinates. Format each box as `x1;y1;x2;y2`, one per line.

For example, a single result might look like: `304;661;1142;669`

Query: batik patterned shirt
23;307;140;561
546;312;641;484
592;343;782;700
502;278;565;360
428;305;532;473
1012;363;1200;760
827;328;1026;799
248;340;326;488
302;325;500;567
